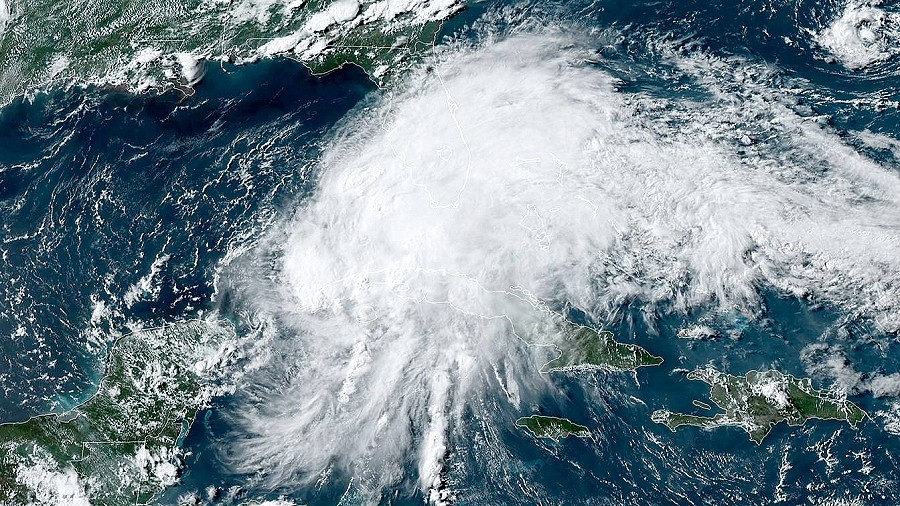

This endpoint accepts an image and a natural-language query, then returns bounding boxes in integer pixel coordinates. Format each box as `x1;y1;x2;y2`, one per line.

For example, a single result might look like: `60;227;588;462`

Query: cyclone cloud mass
223;28;900;501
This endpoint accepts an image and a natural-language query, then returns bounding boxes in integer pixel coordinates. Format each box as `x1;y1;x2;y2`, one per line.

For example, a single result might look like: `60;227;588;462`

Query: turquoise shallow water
2;0;900;503
0;59;374;420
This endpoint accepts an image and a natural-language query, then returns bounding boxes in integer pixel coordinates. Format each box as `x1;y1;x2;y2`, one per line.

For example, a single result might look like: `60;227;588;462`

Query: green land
515;415;591;442
302;19;444;78
651;367;867;444
498;288;663;374
505;298;662;445
0;0;456;104
542;323;664;373
0;320;233;504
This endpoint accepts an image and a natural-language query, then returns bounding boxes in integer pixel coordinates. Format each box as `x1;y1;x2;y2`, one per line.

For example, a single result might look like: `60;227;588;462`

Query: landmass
651;367;867;444
513;320;660;447
692;400;711;410
541;323;664;373
0;0;464;105
0;320;234;504
300;19;446;80
496;289;662;373
515;415;591;442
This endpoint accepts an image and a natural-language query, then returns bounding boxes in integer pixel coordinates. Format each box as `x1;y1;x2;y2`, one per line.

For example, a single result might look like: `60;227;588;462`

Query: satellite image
0;0;899;504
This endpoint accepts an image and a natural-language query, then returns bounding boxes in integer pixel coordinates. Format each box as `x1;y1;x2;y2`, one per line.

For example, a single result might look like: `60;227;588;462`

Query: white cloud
15;462;90;506
222;28;900;500
814;0;900;69
802;344;900;397
0;0;8;37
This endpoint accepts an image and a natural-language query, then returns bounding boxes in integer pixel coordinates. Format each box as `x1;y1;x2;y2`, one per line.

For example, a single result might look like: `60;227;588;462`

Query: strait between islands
0;318;869;502
516;323;866;446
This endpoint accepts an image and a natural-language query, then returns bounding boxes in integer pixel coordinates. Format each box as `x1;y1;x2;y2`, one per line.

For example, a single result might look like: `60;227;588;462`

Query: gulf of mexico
0;59;374;421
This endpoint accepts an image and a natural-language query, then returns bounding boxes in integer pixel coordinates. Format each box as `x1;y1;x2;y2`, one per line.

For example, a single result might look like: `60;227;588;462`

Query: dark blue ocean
1;0;900;504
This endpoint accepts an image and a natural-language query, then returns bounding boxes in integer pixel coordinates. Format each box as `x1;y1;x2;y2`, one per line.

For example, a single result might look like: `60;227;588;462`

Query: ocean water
2;0;900;504
0;59;374;419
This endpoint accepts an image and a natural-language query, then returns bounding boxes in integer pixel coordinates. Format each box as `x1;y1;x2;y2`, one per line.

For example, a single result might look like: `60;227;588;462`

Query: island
515;415;591;442
0;320;234;504
542;323;664;373
651;367;867;444
511;322;660;447
496;290;663;374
